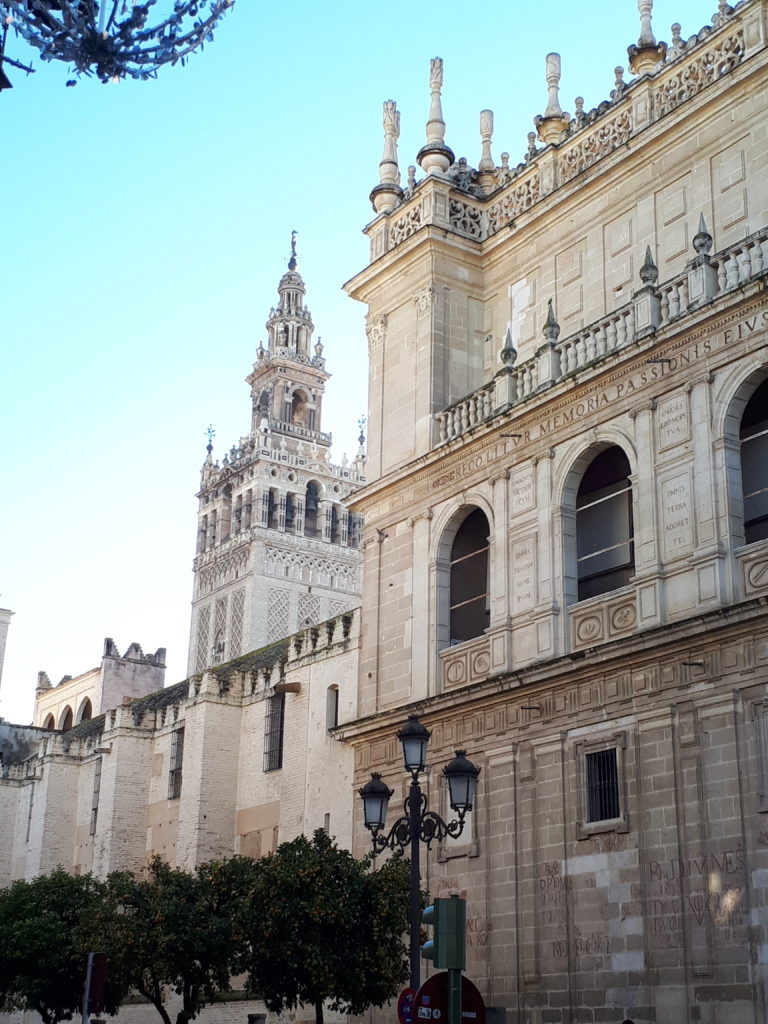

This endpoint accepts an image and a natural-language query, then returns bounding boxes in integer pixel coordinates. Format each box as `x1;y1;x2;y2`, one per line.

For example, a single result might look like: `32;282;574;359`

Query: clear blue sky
0;0;713;723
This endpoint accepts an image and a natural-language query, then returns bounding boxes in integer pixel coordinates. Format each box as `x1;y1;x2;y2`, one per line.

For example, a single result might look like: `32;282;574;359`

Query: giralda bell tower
187;235;365;675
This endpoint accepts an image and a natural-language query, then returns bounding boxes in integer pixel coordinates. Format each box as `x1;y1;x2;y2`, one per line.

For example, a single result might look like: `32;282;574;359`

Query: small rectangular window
90;758;102;836
264;693;285;772
575;733;629;839
168;727;185;800
585;748;620;822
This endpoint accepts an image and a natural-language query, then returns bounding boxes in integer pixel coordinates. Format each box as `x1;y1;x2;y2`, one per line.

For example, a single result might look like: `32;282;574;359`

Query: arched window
77;698;92;724
42;714;55;731
60;706;73;731
740;378;768;544
449;508;490;645
285;493;296;531
266;489;277;530
305;482;320;537
326;685;339;731
291;390;309;426
576;446;634;600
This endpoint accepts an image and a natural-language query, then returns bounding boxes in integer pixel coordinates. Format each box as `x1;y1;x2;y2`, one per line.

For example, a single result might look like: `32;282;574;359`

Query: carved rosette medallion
610;602;637;633
576;614;603;644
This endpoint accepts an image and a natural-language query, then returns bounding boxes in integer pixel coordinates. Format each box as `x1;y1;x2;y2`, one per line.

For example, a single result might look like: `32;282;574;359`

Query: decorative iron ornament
367;789;469;855
0;0;233;84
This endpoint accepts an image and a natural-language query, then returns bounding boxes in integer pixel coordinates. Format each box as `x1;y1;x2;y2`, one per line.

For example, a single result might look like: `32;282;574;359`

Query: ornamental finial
544;53;564;119
417;57;455;174
639;246;659;285
370;100;405;213
288;230;298;271
637;0;656;47
628;0;667;74
535;53;570;145
543;299;560;342
478;109;495;173
206;425;215;461
380;100;401;186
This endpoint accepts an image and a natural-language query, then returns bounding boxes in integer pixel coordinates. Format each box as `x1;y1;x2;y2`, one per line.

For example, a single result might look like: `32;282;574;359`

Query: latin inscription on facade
661;471;693;558
511;465;535;514
512;537;536;609
658;393;690;449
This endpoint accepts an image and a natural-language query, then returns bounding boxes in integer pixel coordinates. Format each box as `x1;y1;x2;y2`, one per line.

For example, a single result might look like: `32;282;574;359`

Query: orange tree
234;829;410;1024
104;855;258;1024
0;869;128;1024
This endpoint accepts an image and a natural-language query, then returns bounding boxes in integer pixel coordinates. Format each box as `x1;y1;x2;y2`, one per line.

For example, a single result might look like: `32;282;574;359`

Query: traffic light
421;895;466;970
421;903;439;963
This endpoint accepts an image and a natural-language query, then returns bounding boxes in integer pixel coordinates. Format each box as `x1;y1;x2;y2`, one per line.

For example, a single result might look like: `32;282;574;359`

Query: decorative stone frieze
559;109;632;185
653;28;745;116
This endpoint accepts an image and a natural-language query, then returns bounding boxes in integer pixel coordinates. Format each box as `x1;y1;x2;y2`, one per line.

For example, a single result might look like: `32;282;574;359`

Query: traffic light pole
409;776;422;992
447;967;461;1024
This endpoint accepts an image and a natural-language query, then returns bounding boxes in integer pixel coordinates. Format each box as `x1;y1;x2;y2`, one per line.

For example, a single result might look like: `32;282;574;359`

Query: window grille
90;758;102;836
168;727;185;800
585;748;620;822
263;693;286;772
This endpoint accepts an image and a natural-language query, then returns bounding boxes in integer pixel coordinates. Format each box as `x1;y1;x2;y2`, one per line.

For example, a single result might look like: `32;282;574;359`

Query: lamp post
359;715;480;992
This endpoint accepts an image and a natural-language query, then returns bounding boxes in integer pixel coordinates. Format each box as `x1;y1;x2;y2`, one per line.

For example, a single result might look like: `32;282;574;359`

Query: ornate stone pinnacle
417;57;455;174
500;326;517;368
371;100;405;214
478;109;495;173
543;299;560;342
640;245;659;285
638;0;656;47
628;0;667;74
544;53;564;118
692;213;713;256
536;53;570;145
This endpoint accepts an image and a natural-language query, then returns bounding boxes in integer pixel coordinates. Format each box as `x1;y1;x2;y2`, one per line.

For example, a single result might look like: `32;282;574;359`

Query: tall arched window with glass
449;509;490;645
576;447;635;600
740;378;768;544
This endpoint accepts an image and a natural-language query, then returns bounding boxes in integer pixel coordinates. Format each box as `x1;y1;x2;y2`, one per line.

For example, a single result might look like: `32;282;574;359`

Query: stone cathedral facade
341;1;768;1022
187;243;364;675
2;3;768;1024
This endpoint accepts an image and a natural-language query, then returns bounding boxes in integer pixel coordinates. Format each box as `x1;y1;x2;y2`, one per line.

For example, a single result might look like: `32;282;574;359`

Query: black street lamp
359;715;480;991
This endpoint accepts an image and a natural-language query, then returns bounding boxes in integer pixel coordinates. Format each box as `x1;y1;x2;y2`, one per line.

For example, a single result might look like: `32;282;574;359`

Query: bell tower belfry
187;237;365;676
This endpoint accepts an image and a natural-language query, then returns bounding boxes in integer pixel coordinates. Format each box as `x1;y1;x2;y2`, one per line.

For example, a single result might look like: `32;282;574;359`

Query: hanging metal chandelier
0;0;233;85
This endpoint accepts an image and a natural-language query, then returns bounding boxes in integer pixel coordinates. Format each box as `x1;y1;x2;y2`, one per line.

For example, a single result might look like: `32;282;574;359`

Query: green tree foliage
105;856;259;1024
235;829;410;1024
0;869;128;1024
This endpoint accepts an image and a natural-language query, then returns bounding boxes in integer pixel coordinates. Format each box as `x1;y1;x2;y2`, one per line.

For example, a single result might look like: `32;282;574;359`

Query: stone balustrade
435;224;768;446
